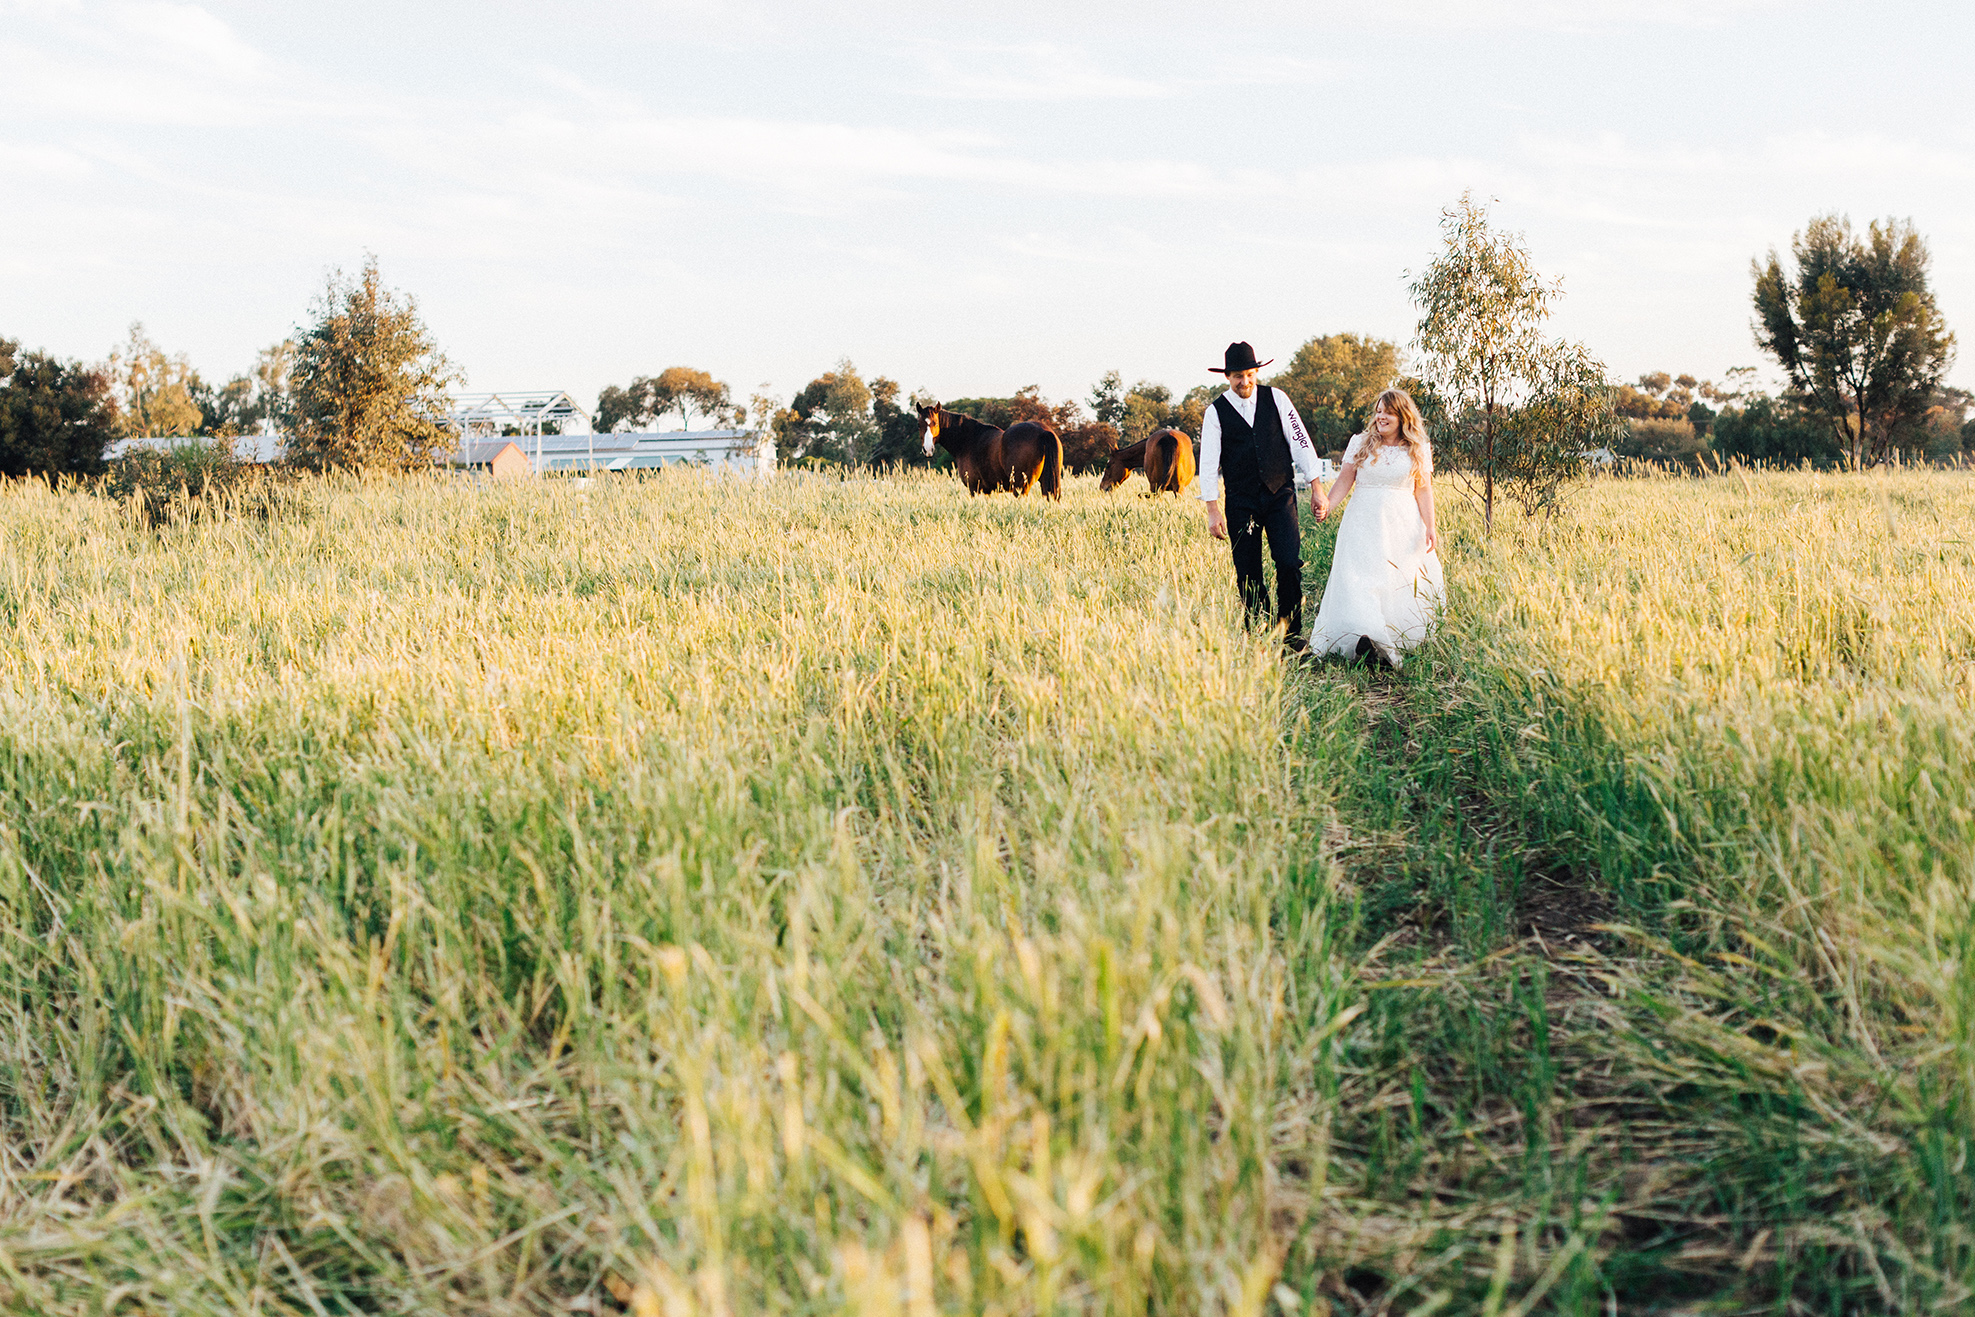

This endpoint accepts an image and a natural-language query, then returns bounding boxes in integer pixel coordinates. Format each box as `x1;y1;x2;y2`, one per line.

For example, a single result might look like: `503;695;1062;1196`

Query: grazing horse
918;404;1062;499
1099;427;1196;495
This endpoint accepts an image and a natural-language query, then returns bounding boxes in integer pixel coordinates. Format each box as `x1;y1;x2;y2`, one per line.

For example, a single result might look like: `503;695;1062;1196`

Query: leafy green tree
1409;192;1624;528
867;377;930;467
1087;371;1126;430
777;359;877;466
1267;332;1399;452
1176;385;1215;437
197;339;294;437
1913;386;1970;464
1753;214;1957;468
1120;382;1173;445
0;340;118;477
594;383;642;434
595;367;738;433
1087;374;1202;453
1711;394;1843;468
287;258;461;472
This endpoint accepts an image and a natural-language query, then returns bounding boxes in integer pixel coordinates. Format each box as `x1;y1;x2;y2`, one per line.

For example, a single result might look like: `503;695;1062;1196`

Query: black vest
1214;385;1293;498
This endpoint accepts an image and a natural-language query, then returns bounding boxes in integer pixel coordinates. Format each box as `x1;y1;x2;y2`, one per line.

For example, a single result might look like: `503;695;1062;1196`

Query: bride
1310;388;1445;666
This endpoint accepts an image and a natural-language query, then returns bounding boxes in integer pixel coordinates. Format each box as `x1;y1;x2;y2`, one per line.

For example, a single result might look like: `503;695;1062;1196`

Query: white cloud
902;42;1172;101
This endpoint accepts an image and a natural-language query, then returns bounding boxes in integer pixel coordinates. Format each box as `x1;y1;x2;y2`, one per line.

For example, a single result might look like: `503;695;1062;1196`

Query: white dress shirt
1197;386;1323;502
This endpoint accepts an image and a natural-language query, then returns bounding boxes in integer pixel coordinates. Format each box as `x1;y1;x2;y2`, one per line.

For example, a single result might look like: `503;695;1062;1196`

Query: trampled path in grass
0;468;1967;1315
1287;468;1975;1314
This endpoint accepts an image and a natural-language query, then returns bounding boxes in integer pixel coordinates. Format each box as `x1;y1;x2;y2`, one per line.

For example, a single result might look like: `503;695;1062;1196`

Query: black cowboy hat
1209;341;1272;375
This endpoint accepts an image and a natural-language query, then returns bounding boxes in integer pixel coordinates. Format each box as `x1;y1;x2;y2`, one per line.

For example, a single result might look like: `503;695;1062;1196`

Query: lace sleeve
1418;441;1433;476
1342;433;1366;466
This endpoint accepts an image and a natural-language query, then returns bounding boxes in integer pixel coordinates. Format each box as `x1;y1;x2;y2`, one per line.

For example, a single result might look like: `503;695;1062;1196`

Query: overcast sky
3;0;1971;417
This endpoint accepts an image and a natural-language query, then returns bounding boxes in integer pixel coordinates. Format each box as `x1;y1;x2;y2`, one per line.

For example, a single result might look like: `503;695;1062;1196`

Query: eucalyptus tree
1409;193;1622;529
1268;332;1401;453
593;367;735;433
1752;214;1956;468
287;258;460;471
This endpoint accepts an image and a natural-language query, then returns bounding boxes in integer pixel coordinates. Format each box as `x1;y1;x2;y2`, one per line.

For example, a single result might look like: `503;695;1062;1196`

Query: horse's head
917;403;942;457
1099;452;1130;491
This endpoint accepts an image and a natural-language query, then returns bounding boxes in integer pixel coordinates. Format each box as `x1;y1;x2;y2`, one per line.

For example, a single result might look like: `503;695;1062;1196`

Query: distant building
106;432;286;463
445;440;530;479
528;430;776;478
1294;458;1340;487
439;391;775;478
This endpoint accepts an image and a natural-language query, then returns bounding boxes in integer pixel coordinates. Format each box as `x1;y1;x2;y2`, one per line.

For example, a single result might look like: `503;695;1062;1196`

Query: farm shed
445;440;530;479
108;432;287;463
529;430;776;478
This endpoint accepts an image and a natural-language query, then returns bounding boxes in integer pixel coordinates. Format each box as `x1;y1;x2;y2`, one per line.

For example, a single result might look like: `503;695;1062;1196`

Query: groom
1200;342;1327;648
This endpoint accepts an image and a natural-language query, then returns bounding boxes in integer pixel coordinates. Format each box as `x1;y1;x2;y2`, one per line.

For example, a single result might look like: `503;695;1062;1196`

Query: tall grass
1345;467;1975;1312
0;465;1967;1314
0;471;1360;1314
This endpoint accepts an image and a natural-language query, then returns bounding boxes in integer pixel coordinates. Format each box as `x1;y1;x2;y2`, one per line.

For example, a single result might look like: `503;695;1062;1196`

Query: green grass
0;466;1967;1315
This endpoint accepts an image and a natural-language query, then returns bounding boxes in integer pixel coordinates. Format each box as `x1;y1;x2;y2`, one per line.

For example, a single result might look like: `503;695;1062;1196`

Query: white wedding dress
1309;433;1445;665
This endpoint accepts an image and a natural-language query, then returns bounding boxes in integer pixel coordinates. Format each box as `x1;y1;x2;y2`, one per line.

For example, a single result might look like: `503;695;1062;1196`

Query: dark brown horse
918;404;1062;499
1099;427;1196;495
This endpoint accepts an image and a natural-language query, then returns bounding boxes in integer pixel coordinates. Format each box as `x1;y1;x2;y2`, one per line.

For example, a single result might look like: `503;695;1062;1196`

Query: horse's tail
1041;430;1063;500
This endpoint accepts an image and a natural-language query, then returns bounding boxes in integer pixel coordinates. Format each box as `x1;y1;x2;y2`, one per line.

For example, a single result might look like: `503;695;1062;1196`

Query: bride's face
1373;405;1399;440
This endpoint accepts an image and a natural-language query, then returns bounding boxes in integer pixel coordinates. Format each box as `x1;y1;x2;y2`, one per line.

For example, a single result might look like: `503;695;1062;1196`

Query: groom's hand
1206;502;1228;540
1311;486;1330;521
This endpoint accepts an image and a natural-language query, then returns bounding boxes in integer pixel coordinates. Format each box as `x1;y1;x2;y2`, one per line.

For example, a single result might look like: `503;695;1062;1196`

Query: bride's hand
1423;528;1438;554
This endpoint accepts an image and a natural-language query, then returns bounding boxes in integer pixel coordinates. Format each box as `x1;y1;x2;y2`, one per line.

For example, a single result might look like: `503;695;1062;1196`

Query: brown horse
1099;427;1196;495
919;404;1062;499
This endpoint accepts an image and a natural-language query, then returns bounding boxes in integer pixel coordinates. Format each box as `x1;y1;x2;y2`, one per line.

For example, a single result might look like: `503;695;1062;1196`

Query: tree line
0;257;458;479
4;206;1960;489
581;334;1411;480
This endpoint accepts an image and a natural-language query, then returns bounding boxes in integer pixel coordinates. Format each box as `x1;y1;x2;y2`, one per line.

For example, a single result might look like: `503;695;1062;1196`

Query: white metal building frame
444;391;592;473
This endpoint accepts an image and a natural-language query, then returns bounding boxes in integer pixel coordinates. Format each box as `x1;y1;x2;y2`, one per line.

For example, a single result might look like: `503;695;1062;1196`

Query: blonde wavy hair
1357;388;1431;490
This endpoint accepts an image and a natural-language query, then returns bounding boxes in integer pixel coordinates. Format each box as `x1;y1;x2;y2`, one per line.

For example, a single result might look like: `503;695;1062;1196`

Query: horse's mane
937;406;1002;436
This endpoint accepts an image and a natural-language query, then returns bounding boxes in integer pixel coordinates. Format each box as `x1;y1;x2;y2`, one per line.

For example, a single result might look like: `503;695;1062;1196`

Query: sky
3;0;1972;420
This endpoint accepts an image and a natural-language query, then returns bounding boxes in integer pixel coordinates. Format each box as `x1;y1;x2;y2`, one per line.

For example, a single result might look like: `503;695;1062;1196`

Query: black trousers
1226;483;1303;637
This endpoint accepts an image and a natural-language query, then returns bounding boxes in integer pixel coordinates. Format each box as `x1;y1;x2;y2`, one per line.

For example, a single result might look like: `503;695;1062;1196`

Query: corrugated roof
445;441;525;466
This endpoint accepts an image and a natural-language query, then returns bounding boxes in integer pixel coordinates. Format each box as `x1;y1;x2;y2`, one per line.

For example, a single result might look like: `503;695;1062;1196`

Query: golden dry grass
0;464;1967;1314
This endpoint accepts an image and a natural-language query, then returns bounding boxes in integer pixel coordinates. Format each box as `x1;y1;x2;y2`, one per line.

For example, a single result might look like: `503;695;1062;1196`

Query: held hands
1311;486;1331;522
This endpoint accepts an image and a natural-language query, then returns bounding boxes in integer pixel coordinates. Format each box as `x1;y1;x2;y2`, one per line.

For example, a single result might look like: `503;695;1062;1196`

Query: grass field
0;466;1967;1315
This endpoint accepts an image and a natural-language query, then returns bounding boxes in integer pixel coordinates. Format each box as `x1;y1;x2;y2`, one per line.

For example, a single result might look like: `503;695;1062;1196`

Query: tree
287;258;461;471
0;341;119;477
1267;333;1400;453
648;366;732;431
197;339;294;437
1711;393;1843;468
1913;386;1970;464
594;383;643;434
1752;214;1957;468
1088;371;1127;430
594;367;737;433
867;377;931;467
1409;193;1623;529
107;323;205;439
1120;382;1173;444
777;359;877;466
